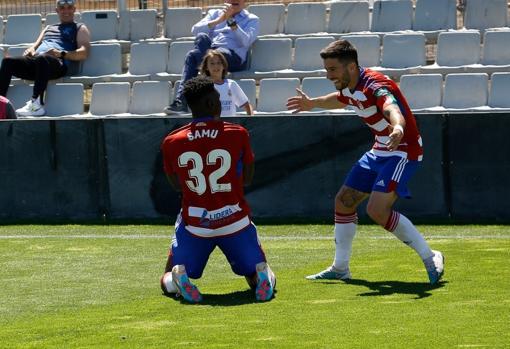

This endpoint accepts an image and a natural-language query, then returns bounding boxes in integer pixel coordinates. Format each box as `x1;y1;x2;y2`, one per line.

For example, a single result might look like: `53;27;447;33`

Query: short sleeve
161;137;176;175
230;80;249;108
373;87;397;111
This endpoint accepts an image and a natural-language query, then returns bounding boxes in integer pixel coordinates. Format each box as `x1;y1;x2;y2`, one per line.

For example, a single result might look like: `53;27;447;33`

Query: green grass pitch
1;224;509;348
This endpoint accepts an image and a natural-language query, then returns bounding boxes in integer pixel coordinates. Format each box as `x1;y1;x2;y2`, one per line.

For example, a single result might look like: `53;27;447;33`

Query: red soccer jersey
161;118;254;237
336;68;423;161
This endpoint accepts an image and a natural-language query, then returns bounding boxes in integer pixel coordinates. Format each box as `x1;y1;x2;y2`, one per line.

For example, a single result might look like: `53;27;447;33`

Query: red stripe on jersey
336;68;423;161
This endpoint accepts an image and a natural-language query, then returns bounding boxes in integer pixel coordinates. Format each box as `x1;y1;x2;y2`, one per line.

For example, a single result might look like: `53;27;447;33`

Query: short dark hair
200;49;229;79
320;40;359;66
182;76;217;107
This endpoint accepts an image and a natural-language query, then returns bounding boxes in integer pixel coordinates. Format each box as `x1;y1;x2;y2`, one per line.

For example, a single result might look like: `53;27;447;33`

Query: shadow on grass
163;289;278;306
346;279;447;299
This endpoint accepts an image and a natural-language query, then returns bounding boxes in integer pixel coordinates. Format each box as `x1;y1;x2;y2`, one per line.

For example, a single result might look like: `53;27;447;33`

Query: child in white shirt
200;49;253;116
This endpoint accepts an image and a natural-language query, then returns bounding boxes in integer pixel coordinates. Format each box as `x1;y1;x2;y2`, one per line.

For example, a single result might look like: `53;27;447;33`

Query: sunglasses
57;0;76;6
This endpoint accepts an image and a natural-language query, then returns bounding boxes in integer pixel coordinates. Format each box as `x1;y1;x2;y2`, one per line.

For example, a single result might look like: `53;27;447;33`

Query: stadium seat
129;81;172;115
466;30;510;74
231;38;292;79
5;84;33;110
236;79;256;112
421;31;481;75
301;77;338;112
399;74;443;110
277;36;334;78
5;46;28;58
285;2;327;36
247;4;285;36
257;78;300;113
4;14;42;46
488;72;510;108
112;42;169;83
45;83;84;116
379;33;426;78
164;7;202;40
80;10;118;42
327;1;370;35
153;41;194;82
89;82;130;116
0;16;4;44
464;0;508;32
65;43;122;86
118;9;157;41
371;0;413;33
413;0;457;41
443;73;488;109
341;34;381;68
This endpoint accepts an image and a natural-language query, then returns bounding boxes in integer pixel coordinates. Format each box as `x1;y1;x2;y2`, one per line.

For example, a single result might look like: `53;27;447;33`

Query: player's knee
335;191;355;213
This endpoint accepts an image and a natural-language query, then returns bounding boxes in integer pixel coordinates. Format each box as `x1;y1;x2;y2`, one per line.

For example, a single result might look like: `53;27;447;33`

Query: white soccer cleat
255;262;275;301
171;264;202;303
306;266;352;280
423;250;445;285
16;98;45;117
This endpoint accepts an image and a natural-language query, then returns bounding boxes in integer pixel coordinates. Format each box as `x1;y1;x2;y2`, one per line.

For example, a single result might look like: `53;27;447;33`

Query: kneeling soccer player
159;76;275;303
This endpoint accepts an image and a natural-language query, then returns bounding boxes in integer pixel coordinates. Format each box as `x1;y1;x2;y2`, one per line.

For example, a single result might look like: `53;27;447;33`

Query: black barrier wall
0;113;508;222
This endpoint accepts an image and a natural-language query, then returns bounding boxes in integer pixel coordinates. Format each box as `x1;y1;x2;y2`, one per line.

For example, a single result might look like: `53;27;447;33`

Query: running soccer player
286;40;444;285
160;76;275;303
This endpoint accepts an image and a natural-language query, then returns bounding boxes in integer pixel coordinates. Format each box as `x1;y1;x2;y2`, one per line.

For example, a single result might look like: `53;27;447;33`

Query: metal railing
0;1;160;16
0;0;318;16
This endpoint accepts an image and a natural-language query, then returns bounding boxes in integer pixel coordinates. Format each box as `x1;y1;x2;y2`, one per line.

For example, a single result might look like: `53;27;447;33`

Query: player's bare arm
287;89;345;113
382;98;405;152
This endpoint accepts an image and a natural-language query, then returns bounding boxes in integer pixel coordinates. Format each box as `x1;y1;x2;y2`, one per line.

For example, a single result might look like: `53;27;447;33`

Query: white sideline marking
0;234;509;240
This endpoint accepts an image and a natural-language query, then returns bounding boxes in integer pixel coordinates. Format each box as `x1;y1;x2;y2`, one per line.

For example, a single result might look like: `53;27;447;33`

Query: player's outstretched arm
286;89;345;113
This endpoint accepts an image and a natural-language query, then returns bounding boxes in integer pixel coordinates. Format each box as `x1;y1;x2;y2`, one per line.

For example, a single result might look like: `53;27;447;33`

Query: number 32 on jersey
178;148;232;195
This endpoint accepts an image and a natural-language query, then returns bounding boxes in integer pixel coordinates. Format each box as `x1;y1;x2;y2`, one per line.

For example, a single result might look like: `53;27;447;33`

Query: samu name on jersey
336;68;423;161
161;118;254;237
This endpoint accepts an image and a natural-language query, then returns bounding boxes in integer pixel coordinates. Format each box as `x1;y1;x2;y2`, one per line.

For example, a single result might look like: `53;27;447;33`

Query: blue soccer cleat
255;262;275;301
171;264;202;303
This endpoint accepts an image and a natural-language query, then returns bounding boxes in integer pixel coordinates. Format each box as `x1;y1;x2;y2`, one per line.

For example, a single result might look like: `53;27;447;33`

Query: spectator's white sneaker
423;250;444;285
16;98;45;116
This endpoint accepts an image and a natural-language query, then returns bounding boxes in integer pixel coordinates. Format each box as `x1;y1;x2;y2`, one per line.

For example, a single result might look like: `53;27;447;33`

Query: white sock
161;271;177;293
386;211;434;260
333;220;357;270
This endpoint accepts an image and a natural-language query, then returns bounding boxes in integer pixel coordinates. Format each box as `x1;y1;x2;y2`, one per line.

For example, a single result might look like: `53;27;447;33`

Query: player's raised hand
287;88;313;114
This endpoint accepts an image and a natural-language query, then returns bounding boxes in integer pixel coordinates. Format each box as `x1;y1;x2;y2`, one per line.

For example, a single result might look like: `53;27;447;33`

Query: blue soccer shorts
168;221;267;279
344;151;419;198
